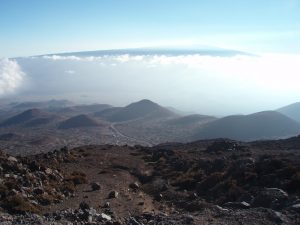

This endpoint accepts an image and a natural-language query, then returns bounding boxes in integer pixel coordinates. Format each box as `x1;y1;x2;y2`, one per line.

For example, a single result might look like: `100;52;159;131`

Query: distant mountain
95;99;176;122
0;109;48;127
94;107;123;118
277;102;300;123
58;114;100;129
41;47;251;58
12;100;74;110
165;107;188;116
192;111;300;141
24;117;55;127
166;114;216;126
71;104;112;113
49;104;112;115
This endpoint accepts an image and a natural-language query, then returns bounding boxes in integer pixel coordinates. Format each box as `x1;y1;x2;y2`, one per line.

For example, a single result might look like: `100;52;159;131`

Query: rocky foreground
0;137;300;224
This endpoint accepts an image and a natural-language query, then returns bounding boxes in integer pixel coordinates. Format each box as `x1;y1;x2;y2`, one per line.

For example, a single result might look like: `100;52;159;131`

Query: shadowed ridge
193;110;300;141
0;109;48;127
58;114;100;129
278;102;300;123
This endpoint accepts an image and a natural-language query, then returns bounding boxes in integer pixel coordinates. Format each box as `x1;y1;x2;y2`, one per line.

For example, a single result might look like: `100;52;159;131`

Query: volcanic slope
95;99;176;122
0;136;299;224
58;114;101;129
193;111;300;141
278;102;300;123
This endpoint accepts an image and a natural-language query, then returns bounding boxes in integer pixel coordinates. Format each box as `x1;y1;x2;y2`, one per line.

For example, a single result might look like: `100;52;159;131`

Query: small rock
91;182;101;191
270;210;288;224
215;205;229;212
33;187;44;195
8;189;19;196
156;193;163;201
104;202;110;208
223;201;250;209
7;156;18;162
100;213;111;221
290;203;300;212
253;188;288;209
129;182;140;190
28;161;40;171
79;201;90;211
30;200;39;206
89;208;97;216
128;217;141;225
265;188;288;197
45;168;52;175
108;190;119;198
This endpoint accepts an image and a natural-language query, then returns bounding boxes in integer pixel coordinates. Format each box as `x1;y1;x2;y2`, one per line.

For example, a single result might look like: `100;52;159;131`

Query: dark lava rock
253;188;289;209
129;182;140;190
206;140;240;152
33;187;44;195
91;182;101;191
290;203;300;212
79;201;90;211
223;201;251;209
108;190;119;199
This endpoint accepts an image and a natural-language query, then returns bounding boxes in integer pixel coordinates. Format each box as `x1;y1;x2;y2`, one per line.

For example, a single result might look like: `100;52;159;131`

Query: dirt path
44;146;158;218
109;123;152;146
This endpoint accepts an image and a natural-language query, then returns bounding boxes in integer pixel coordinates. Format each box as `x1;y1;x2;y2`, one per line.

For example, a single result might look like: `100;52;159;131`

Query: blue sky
0;0;300;57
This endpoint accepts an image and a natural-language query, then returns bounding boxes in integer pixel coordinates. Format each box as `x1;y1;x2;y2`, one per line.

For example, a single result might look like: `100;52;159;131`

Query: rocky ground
0;136;300;224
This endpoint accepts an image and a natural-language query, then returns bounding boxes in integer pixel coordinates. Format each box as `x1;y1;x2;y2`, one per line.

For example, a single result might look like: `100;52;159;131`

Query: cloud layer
41;53;300;91
15;53;300;115
0;58;25;97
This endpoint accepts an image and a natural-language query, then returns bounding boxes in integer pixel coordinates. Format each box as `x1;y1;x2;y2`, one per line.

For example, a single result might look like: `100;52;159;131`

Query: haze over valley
0;98;300;156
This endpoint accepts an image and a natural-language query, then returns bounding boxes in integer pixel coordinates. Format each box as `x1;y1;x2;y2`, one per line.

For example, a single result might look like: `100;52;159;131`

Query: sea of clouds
2;53;300;115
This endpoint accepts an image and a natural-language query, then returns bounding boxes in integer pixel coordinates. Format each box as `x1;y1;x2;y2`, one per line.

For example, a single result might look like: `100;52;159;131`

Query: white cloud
65;70;76;74
17;52;300;114
37;53;300;92
42;54;146;63
0;58;25;97
42;55;82;61
42;55;102;62
115;54;145;63
145;53;300;91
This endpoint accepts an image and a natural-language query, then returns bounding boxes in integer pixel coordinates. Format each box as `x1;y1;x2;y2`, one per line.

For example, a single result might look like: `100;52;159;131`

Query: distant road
109;123;152;147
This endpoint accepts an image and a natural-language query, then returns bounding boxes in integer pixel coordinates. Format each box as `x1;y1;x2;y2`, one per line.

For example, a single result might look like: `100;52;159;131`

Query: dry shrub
286;171;300;193
197;172;225;194
172;169;204;190
60;182;76;196
3;195;40;214
66;171;88;185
